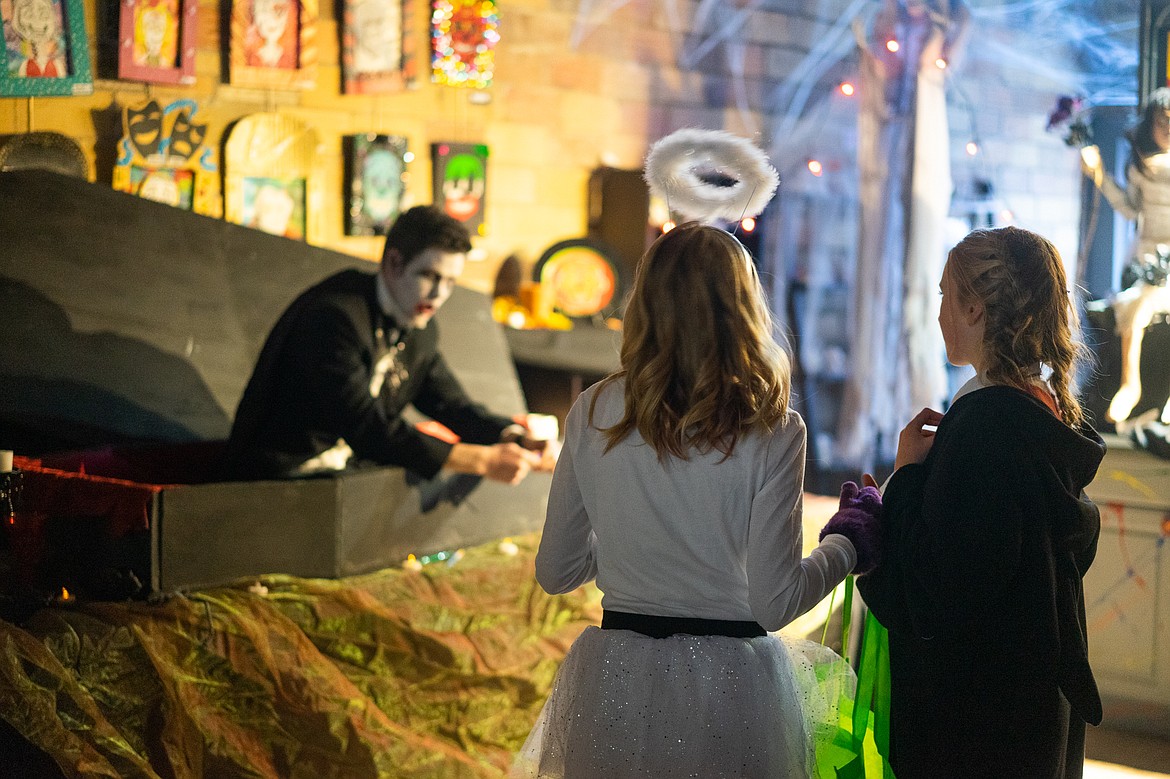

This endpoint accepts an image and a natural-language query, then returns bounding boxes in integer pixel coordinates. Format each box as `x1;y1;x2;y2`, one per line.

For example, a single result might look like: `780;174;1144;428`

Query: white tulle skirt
511;627;853;779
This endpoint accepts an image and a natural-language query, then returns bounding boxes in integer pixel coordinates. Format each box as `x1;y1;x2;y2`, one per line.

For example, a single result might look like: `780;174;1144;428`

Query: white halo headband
643;128;779;224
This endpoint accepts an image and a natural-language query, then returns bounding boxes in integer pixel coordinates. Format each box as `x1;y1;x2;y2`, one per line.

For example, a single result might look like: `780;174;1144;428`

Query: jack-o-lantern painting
431;141;486;235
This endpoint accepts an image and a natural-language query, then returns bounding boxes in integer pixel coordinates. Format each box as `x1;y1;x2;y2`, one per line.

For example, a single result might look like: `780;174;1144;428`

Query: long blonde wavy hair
947;226;1087;428
590;222;792;459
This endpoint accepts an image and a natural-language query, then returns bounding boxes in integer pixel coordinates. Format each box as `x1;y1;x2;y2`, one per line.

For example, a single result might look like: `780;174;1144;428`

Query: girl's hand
894;407;944;470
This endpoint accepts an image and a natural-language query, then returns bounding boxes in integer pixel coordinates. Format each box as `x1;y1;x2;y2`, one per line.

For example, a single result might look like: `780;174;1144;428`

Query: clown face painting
227;0;316;88
117;0;196;85
4;0;68;78
245;0;298;69
0;0;92;94
432;142;486;235
132;0;178;68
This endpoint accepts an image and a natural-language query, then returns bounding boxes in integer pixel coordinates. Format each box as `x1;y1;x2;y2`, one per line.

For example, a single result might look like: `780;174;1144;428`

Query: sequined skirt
511;626;851;778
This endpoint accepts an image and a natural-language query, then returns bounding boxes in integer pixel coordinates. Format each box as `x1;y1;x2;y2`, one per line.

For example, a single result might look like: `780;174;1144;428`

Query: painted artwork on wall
131;166;195;208
242;176;305;239
112;98;219;216
228;0;317;89
341;0;415;94
431;141;486;236
533;238;623;320
223;112;321;243
117;0;197;85
0;0;92;96
346;133;408;236
430;0;496;89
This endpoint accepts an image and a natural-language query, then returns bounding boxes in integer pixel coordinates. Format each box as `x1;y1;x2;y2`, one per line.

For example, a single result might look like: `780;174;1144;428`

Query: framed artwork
241;176;306;239
117;0;197;85
432;141;486;236
0;0;93;96
341;0;415;94
430;0;497;89
112;98;220;216
345;134;408;236
223;112;321;243
228;0;317;90
130;167;195;208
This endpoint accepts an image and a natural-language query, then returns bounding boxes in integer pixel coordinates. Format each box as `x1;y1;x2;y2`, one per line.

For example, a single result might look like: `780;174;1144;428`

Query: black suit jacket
223;269;513;480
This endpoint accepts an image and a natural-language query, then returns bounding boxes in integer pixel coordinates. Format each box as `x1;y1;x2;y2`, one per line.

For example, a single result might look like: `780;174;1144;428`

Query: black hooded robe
857;385;1105;779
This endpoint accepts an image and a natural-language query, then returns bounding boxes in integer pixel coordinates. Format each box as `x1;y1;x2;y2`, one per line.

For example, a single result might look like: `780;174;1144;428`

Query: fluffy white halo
643;128;779;224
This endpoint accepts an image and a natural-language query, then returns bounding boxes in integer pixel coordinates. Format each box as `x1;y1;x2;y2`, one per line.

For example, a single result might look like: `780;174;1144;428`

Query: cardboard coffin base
33;467;551;596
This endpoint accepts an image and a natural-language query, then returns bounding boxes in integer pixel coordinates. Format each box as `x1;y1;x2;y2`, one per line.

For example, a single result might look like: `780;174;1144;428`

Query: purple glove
819;481;883;574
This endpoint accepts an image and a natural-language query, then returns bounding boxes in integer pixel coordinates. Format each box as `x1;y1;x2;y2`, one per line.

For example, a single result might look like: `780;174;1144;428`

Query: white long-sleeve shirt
535;379;856;632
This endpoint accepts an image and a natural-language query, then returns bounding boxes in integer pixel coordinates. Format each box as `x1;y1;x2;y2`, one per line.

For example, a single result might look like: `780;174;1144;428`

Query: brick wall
0;0;1127;298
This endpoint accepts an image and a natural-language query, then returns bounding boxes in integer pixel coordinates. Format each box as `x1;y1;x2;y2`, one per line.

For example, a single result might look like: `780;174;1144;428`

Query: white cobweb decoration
644;128;779;224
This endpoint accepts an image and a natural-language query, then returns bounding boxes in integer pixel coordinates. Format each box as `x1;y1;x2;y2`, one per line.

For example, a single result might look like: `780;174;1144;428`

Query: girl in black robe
857;226;1105;779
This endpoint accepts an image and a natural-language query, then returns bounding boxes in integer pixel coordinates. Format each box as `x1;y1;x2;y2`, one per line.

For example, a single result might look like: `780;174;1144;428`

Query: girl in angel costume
512;131;879;777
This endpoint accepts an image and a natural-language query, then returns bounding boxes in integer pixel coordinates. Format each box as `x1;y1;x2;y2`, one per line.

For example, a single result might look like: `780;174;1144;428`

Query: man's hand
500;423;560;472
447;442;541;484
484;442;542;484
518;435;560;472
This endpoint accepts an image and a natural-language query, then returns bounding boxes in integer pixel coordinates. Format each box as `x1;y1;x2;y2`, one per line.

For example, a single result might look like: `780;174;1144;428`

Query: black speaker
587;167;654;274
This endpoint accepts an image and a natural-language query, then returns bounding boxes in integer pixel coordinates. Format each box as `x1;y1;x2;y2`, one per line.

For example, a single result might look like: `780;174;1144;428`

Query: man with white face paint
223;205;550;483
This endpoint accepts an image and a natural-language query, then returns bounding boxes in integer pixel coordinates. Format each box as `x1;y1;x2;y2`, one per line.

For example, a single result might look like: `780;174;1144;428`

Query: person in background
514;222;878;777
1080;87;1170;424
223;205;552;484
857;226;1105;779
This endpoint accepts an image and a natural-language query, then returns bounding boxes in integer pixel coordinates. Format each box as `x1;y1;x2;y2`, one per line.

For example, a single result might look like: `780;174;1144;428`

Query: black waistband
601;610;767;639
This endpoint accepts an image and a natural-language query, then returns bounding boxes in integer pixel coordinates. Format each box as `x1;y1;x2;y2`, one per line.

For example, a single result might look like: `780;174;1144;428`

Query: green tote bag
815;576;896;779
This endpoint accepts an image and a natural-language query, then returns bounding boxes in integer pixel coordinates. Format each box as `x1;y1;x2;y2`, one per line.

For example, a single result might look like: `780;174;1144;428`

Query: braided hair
947;226;1086;428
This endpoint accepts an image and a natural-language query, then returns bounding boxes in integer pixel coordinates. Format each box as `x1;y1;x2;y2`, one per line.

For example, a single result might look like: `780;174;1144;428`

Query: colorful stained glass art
430;0;497;89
